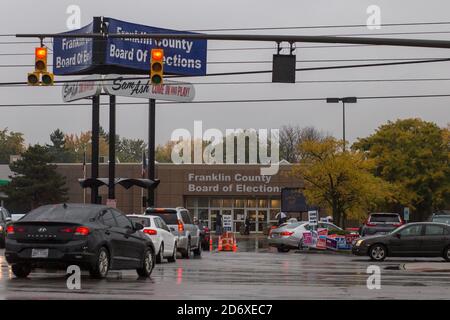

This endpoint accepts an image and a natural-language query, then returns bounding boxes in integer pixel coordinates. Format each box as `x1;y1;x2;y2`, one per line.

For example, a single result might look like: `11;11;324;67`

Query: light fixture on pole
326;97;357;151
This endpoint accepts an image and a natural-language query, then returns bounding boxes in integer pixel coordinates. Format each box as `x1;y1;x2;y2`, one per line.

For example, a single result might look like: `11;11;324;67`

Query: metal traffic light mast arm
15;33;450;49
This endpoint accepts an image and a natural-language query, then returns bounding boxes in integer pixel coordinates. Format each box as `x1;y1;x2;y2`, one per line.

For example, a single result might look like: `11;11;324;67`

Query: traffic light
35;47;48;72
150;48;164;85
27;47;54;86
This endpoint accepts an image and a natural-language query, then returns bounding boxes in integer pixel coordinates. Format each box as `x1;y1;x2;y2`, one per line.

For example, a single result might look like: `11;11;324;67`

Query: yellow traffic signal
35;47;48;72
27;47;54;86
41;72;54;86
150;48;164;85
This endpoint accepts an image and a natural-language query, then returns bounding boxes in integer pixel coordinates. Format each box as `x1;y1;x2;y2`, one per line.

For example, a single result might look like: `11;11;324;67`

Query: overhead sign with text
103;74;195;102
53;22;94;75
105;18;207;76
53;17;207;76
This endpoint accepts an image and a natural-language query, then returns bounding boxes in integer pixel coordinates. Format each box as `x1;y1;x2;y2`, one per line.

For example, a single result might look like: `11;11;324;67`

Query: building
54;162;302;233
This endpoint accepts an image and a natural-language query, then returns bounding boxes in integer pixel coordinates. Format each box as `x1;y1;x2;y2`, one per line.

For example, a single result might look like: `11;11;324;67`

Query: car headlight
355;239;364;247
0;225;3;232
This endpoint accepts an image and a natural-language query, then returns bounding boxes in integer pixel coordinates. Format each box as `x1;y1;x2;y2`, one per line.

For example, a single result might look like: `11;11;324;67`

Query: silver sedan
268;221;343;252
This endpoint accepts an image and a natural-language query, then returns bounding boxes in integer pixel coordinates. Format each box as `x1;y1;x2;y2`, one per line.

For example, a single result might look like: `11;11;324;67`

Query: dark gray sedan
352;222;450;262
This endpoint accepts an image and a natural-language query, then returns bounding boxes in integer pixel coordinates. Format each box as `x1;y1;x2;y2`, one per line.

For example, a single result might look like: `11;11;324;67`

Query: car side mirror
134;222;144;231
5;217;11;222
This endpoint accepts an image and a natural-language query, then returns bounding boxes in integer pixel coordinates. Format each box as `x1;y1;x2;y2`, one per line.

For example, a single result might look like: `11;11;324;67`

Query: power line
1;57;450;87
1;57;449;87
1;93;450;108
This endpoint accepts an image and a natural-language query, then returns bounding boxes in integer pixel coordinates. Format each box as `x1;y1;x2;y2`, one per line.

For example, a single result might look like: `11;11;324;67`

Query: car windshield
128;216;151;227
432;216;450;225
370;214;400;223
21;205;94;223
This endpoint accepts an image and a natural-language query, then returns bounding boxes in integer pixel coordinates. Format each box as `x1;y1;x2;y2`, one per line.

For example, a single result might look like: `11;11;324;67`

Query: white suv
144;207;201;259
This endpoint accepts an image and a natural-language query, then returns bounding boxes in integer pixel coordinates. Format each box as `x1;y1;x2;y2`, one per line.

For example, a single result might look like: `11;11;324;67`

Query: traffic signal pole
148;98;156;207
91;96;100;204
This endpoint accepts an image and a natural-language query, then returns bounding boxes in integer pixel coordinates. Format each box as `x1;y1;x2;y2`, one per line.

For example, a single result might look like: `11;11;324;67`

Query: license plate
31;248;49;258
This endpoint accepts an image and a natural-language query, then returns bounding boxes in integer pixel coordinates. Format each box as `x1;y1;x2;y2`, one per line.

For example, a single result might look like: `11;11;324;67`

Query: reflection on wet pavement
1;238;450;300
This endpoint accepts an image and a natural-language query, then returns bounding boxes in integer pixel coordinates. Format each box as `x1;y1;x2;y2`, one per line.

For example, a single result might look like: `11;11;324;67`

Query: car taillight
6;225;24;234
366;222;377;227
60;227;74;233
280;231;294;237
74;226;90;236
393;221;404;227
143;229;157;235
178;220;184;232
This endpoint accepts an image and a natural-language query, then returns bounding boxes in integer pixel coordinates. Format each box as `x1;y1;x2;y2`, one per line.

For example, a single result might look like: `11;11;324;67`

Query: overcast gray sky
0;0;449;148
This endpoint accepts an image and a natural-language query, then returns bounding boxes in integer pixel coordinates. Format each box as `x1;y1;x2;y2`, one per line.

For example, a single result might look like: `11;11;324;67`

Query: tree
279;125;327;163
289;138;396;228
0;128;25;164
2;145;68;212
353;119;450;221
46;129;76;163
117;138;147;163
64;131;109;162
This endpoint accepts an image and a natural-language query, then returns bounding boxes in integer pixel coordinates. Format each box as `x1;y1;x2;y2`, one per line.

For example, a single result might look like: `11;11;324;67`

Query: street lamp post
326;97;357;151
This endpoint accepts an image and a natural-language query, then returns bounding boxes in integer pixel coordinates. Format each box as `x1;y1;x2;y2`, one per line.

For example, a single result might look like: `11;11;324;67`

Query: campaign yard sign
105;18;207;76
53;23;94;75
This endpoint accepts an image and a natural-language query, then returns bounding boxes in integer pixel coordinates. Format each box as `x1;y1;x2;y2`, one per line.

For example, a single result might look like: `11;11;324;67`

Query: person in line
275;211;288;226
244;215;251;235
215;212;223;235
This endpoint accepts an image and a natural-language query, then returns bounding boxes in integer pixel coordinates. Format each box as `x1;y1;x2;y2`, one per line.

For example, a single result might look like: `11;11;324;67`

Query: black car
0;207;12;249
352;222;450;262
5;203;155;279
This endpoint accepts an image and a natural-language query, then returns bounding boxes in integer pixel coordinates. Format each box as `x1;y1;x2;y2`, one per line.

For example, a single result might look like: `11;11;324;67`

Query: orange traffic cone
218;236;223;251
232;240;237;252
209;237;213;251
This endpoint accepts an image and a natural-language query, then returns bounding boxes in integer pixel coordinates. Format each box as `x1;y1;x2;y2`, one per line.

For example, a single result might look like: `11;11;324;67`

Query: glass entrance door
246;210;257;232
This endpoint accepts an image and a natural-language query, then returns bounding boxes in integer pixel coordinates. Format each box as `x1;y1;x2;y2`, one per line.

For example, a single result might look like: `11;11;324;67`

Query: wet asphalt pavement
1;238;450;300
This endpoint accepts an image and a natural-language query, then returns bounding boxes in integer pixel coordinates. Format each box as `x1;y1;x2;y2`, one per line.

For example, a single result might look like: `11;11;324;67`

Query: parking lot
1;238;450;300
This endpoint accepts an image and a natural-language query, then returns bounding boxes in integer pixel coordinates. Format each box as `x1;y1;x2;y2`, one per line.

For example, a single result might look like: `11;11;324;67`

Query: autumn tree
64;131;109;162
289;138;396;228
0;128;25;164
353;119;450;221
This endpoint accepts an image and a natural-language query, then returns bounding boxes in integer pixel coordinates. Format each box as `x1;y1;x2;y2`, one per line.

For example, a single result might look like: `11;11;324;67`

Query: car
359;213;404;237
127;214;177;263
0;207;12;248
4;203;155;279
430;211;450;225
352;222;450;262
145;207;201;258
268;221;342;252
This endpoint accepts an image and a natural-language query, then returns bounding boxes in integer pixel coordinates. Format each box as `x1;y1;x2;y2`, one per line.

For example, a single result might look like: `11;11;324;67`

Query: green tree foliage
353;118;450;221
2;145;68;212
46;129;76;163
0;128;25;164
289;138;396;228
117;138;147;163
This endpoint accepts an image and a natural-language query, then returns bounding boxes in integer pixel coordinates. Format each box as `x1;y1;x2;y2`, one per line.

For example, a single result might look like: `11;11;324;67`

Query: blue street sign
105;18;207;76
53;18;208;76
53;23;94;75
403;207;410;221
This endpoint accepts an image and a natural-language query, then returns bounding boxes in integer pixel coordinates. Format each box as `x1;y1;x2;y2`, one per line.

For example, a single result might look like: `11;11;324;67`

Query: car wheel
137;248;154;277
182;240;191;259
89;247;110;279
369;244;387;262
277;247;290;253
167;243;177;263
11;263;31;278
156;243;164;264
443;246;450;262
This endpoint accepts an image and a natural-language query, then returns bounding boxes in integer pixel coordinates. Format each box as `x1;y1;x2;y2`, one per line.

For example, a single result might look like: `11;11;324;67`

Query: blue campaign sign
105;18;207;76
53;23;94;75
